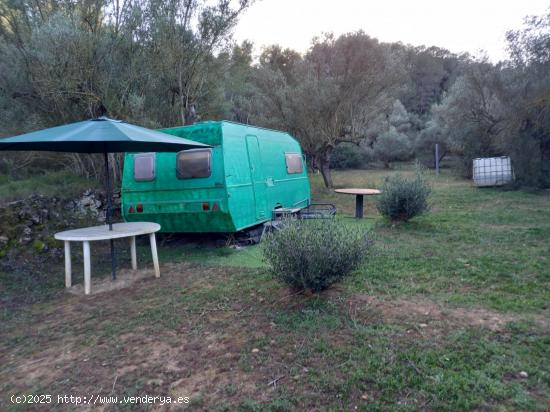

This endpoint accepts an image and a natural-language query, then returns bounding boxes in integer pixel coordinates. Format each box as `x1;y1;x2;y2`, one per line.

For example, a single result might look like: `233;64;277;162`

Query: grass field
0;170;99;203
1;166;549;411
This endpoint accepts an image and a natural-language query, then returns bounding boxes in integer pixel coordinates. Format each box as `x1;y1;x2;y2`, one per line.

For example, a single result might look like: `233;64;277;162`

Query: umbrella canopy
0;116;210;282
0;117;209;152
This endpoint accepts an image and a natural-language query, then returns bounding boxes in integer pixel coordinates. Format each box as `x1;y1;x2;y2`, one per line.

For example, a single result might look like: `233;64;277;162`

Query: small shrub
261;219;371;293
377;169;431;222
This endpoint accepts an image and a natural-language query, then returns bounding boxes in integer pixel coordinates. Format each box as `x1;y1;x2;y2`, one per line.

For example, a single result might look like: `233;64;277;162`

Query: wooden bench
55;222;161;295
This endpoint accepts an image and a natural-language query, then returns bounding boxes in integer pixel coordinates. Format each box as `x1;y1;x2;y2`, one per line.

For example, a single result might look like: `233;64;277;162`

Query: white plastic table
55;222;161;295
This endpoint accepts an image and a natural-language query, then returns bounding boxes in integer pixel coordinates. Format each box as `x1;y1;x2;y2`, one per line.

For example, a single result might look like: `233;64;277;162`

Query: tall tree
256;32;404;187
139;0;252;126
504;9;550;187
0;0;251;179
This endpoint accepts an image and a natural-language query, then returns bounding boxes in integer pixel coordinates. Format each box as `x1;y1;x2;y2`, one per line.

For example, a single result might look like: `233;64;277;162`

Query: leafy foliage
1;2;549;189
427;11;550;187
377;169;431;222
373;127;413;168
254;32;404;187
261;219;371;292
0;0;252;182
330;143;368;169
413;117;451;168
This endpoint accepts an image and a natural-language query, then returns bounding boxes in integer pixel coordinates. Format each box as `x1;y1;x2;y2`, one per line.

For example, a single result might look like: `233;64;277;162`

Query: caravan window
285;152;303;174
177;149;212;179
134;153;155;181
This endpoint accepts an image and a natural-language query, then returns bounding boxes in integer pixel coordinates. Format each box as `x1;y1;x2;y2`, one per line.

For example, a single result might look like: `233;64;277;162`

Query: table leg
149;233;160;278
83;241;91;295
130;236;137;270
110;239;116;281
64;241;72;288
355;194;364;218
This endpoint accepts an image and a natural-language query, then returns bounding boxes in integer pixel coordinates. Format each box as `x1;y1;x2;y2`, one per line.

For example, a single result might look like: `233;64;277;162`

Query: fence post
435;143;440;176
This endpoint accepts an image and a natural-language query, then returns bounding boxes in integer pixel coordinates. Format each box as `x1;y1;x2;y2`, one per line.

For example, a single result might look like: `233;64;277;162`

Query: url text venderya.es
11;394;190;406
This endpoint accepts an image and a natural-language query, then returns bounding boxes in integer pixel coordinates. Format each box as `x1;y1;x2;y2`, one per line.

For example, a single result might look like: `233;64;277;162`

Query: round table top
334;188;381;195
55;222;161;241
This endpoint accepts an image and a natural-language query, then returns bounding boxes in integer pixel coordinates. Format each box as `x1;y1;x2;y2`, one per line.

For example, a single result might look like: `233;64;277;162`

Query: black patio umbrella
0;117;210;279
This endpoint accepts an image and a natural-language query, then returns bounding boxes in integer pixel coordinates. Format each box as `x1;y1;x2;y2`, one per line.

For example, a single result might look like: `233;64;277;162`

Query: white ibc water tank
473;157;513;187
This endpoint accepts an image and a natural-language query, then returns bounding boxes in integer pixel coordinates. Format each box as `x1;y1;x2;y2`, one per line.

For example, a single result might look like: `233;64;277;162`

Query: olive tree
0;0;251;180
427;64;507;177
504;10;550;187
255;32;404;187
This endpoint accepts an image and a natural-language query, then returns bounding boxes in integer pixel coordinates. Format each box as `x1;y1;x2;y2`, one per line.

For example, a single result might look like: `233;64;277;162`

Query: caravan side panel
121;123;236;232
222;124;260;231
223;122;311;232
257;130;310;212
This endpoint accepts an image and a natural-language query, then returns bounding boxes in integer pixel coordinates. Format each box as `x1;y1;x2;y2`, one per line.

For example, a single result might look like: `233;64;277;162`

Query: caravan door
245;135;267;220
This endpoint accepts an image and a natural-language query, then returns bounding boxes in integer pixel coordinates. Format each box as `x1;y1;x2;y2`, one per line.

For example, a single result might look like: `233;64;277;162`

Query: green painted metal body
121;121;311;232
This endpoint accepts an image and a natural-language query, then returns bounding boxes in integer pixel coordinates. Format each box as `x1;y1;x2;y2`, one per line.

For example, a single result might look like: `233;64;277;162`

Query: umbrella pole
104;152;116;280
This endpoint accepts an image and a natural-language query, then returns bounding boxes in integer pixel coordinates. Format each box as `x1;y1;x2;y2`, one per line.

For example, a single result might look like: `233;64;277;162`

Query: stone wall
0;190;120;259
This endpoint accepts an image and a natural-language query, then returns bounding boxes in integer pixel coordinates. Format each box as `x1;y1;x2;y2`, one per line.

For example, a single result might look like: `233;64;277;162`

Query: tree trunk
320;161;333;188
177;61;186;125
318;149;334;188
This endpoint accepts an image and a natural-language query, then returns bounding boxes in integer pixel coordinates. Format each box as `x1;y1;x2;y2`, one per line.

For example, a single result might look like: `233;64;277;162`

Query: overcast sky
233;0;549;62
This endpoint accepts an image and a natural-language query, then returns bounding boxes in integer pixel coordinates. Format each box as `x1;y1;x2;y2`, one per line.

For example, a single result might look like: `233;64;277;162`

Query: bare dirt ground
347;294;550;334
2;263;297;410
1;262;548;411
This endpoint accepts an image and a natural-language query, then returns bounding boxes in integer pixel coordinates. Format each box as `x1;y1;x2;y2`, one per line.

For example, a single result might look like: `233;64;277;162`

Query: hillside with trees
1;1;548;189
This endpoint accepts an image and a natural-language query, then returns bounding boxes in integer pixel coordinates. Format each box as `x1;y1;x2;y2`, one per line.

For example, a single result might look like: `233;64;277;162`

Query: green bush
377;169;431;222
261;219;371;293
330;143;368;169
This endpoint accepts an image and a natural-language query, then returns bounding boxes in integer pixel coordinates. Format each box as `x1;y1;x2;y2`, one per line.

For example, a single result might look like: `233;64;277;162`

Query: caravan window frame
176;148;212;179
133;152;156;182
285;152;303;174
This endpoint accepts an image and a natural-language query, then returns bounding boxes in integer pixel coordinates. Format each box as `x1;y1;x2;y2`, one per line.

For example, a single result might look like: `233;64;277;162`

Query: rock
49;248;63;259
1;190;109;261
74;189;104;217
519;371;528;378
19;236;32;245
19;226;32;245
40;209;50;220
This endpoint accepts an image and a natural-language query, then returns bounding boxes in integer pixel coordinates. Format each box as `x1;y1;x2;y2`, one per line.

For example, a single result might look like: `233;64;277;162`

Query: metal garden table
55;222;161;295
334;188;381;218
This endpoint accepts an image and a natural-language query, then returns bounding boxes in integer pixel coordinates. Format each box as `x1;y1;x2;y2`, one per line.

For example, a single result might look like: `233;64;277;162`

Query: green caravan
121;121;311;232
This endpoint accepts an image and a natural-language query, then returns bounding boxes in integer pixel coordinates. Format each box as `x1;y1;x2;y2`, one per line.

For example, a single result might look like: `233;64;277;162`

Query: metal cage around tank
473;156;514;187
